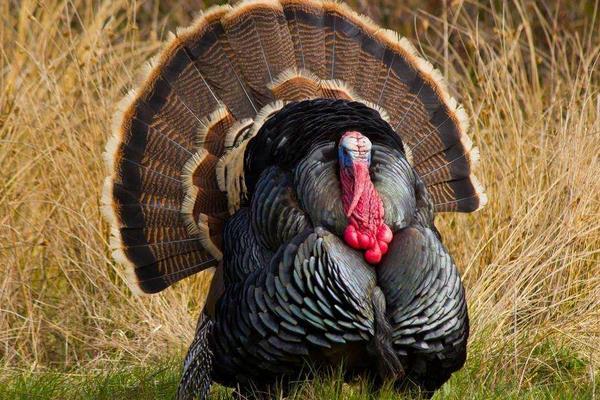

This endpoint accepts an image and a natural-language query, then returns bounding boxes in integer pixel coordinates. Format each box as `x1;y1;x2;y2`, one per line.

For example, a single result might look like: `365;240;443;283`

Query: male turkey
102;0;486;398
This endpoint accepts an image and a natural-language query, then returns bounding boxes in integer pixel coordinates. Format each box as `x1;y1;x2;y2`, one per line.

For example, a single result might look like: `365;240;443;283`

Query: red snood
340;161;393;264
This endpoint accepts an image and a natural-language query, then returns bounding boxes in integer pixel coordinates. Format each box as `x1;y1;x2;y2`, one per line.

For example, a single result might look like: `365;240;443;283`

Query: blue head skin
338;131;372;171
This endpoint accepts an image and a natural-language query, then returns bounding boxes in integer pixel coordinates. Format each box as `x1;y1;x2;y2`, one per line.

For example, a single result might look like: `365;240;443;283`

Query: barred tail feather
102;0;486;295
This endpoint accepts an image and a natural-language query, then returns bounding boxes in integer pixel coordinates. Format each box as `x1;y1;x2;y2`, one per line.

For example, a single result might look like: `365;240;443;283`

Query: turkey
102;0;486;398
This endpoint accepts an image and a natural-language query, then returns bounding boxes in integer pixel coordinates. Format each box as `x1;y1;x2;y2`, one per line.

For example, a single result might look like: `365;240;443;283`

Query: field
1;0;599;399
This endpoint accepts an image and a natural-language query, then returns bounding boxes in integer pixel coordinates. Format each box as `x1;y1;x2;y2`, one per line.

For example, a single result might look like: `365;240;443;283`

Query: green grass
1;352;596;400
0;360;181;400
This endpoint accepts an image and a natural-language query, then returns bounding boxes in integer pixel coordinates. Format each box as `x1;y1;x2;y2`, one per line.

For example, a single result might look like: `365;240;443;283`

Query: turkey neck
340;162;384;241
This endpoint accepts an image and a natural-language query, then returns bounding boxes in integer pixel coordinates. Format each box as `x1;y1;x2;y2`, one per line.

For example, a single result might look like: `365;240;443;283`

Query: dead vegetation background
1;0;598;393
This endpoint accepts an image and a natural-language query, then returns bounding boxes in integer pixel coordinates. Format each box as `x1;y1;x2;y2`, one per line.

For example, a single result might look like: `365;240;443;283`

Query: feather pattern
103;3;482;395
103;0;484;293
378;226;469;391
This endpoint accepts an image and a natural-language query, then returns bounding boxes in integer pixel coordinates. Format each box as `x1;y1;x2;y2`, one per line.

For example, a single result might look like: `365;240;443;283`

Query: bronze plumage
102;0;486;398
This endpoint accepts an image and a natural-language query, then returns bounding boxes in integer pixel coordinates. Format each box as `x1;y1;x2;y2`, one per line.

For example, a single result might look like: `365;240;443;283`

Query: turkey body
204;100;469;394
101;1;485;399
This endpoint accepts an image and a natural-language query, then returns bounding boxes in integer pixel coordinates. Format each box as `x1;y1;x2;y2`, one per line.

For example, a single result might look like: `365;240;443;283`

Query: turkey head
338;131;393;264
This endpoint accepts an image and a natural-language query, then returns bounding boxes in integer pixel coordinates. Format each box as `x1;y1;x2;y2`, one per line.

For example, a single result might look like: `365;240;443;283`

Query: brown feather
268;69;321;101
103;0;485;295
178;6;257;119
281;0;327;78
222;1;296;107
322;2;364;84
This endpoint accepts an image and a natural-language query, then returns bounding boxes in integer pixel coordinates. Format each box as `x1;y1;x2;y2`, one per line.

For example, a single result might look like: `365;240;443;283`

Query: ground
1;0;598;399
1;354;596;399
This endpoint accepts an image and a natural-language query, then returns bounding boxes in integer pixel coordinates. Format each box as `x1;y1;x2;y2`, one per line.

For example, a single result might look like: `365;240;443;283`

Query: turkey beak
346;161;369;217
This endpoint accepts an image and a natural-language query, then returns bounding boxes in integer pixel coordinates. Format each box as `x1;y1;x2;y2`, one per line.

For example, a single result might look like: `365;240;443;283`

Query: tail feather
355;41;389;105
370;33;419;130
222;0;296;108
268;68;321;101
195;105;234;156
106;205;182;229
428;175;487;213
282;0;327;77
139;75;205;145
322;2;364;84
103;0;486;295
416;145;473;185
148;50;219;124
180;5;258;119
319;79;357;100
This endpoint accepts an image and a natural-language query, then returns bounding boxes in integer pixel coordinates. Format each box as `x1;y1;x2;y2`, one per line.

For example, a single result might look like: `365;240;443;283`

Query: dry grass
1;0;599;395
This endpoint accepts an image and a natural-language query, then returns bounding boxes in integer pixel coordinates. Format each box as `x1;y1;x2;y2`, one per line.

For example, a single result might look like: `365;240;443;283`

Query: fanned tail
103;0;486;295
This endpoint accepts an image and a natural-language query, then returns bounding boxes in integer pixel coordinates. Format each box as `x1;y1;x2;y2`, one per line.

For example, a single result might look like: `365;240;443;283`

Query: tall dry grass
1;0;598;391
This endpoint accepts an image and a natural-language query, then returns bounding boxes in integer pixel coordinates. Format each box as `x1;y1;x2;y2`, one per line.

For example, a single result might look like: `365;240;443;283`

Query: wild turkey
102;0;486;398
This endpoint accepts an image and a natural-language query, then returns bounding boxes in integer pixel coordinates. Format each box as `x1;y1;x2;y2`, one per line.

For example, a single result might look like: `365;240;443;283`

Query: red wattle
358;233;371;249
365;246;382;264
339;131;394;265
378;241;388;255
343;225;361;249
377;224;393;244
